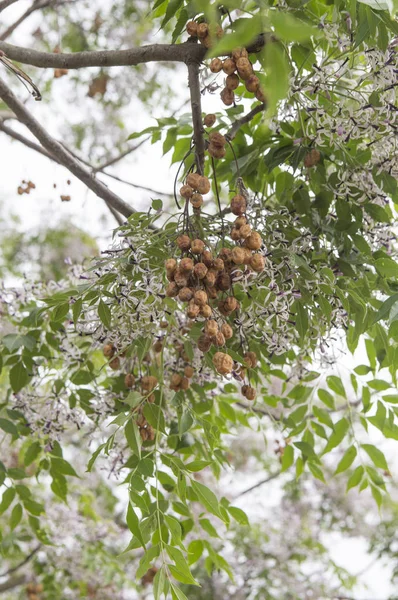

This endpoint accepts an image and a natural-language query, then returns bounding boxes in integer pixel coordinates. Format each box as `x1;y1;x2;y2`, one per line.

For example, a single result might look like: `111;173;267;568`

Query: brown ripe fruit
231;195;247;216
226;73;240;90
239;224;252;238
221;87;235;106
140;427;149;441
200;304;212;318
179;287;194;302
244;386;257;401
209;131;226;148
141;375;158;391
153;341;163;352
231;246;246;265
213;257;225;271
103;344;115;358
255;87;266;103
124;373;136;388
214;331;226;347
245;74;260;93
224;296;238;312
186;20;198;36
177;235;191;251
235;216;247;228
304;148;321;168
180;257;194;272
221;323;233;340
147;425;156;441
170;373;182;389
218;248;232;263
190;193;203;209
174;269;189;288
180;184;193;199
244;351;258;368
109;357;120;370
207;286;218;300
236;57;253;80
217;272;231;291
191;239;206;254
210;58;223;73
242;247;252;264
194;262;208;279
202;250;213;267
213;352;234;375
186;173;201;190
187;301;200;319
148;393;155;403
197;22;209;39
205;270;217;287
160;320;169;328
197;334;212;353
232;47;249;61
194;290;208;306
165;258;177;273
201;35;212;49
137;413;147;427
204;113;216;127
218;300;231;316
184;365;194;378
180;377;190;390
166;281;178;298
223;58;237;75
205;319;219;336
245;231;262;250
250;254;265;272
208;144;226;159
197;176;211;195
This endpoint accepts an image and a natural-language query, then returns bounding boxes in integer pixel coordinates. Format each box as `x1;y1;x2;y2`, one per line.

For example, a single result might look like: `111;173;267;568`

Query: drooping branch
226;102;266;142
0;0;19;13
0;76;135;218
0;0;53;41
187;59;205;175
0;40;207;69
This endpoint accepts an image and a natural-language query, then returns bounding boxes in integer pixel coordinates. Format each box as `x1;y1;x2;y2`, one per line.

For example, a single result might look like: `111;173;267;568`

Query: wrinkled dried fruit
208;144;226;159
186;20;198;36
191;239;206;254
213;351;234;374
205;319;219;336
213;258;224;271
223;58;237;75
200;304;212;318
190;193;203;208
245;231;262;250
186;173;201;190
187;301;200;319
197;22;209;39
174;269;189;287
231;246;246;265
210;58;223;73
142;375;158;391
103;343;115;358
221;87;234;106
232;47;249;61
209;131;226;148
124;374;135;388
245;74;260;93
304;148;321;168
180;184;193;199
239;224;252;238
194;290;208;306
204;113;216;127
231;194;246;216
179;287;194;302
197;334;212;352
226;73;240;90
217;272;231;291
221;323;233;339
194;262;208;279
214;331;226;347
255;87;266;103
109;357;120;370
177;235;191;251
180;257;194;272
197;176;211;195
244;351;258;368
236;57;253;80
250;254;265;272
184;365;194;378
244;386;257;400
224;296;238;312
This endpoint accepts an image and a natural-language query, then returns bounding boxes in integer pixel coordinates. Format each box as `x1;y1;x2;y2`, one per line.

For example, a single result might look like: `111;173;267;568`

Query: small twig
0;76;135;219
234;470;281;499
0;545;41;578
0;0;19;13
226;102;266;142
0;0;52;41
94;136;150;172
187;58;205;175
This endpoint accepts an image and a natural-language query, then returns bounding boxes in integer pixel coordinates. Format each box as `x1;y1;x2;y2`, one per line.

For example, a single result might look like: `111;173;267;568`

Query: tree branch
0;0;52;42
0;76;135;218
0;545;41;578
0;574;27;594
234;470;281;499
187;59;205;174
0;0;19;13
0;40;207;69
226;102;265;142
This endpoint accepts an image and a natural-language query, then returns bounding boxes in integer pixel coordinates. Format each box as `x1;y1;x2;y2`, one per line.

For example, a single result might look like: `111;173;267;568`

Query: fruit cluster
17;180;35;195
25;583;43;600
186;20;223;49
209;48;266;106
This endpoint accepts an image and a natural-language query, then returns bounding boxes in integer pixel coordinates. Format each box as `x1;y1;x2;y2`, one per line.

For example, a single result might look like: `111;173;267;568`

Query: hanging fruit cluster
186;20;223;49
209;48;266;105
25;583;43;600
17;180;35;195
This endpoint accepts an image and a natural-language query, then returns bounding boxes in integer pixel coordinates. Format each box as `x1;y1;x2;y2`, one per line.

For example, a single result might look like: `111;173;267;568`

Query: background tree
1;1;398;598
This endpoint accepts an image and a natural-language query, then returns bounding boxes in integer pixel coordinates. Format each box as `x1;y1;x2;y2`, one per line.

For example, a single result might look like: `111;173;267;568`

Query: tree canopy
1;0;398;598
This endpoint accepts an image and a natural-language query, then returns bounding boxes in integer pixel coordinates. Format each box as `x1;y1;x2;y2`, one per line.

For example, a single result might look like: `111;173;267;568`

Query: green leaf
346;465;364;491
281;445;294;471
208;16;263;57
126;504;146;548
24;441;41;466
143;404;166;433
375;257;398;278
0;487;16;514
295;302;308;342
2;334;36;352
271;11;319;42
166;545;200;586
185;460;212;472
326;376;346;398
335;446;357;475
171;584;189;600
98;300;112;329
368;379;390;391
191;480;224;521
362;444;389;470
153;567;166;600
0;418;18;436
188;540;204;565
50;457;79;477
10;502;23;530
373;293;398;324
323;418;350;454
318;389;335;409
165;514;182;544
125;420;142;459
10;361;30;393
227;506;249;526
260;41;290;116
199;517;220;538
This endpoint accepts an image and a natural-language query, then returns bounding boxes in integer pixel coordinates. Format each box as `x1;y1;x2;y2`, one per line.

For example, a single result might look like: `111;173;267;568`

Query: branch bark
187;59;205;174
0;40;207;69
0;0;19;13
1;0;52;41
0;574;27;594
0;76;135;218
226;102;266;141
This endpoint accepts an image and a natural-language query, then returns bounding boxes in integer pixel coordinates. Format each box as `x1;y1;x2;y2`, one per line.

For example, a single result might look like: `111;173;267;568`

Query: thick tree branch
187;59;205;174
0;40;207;69
226;102;266;142
0;574;26;593
0;0;19;13
0;76;135;218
